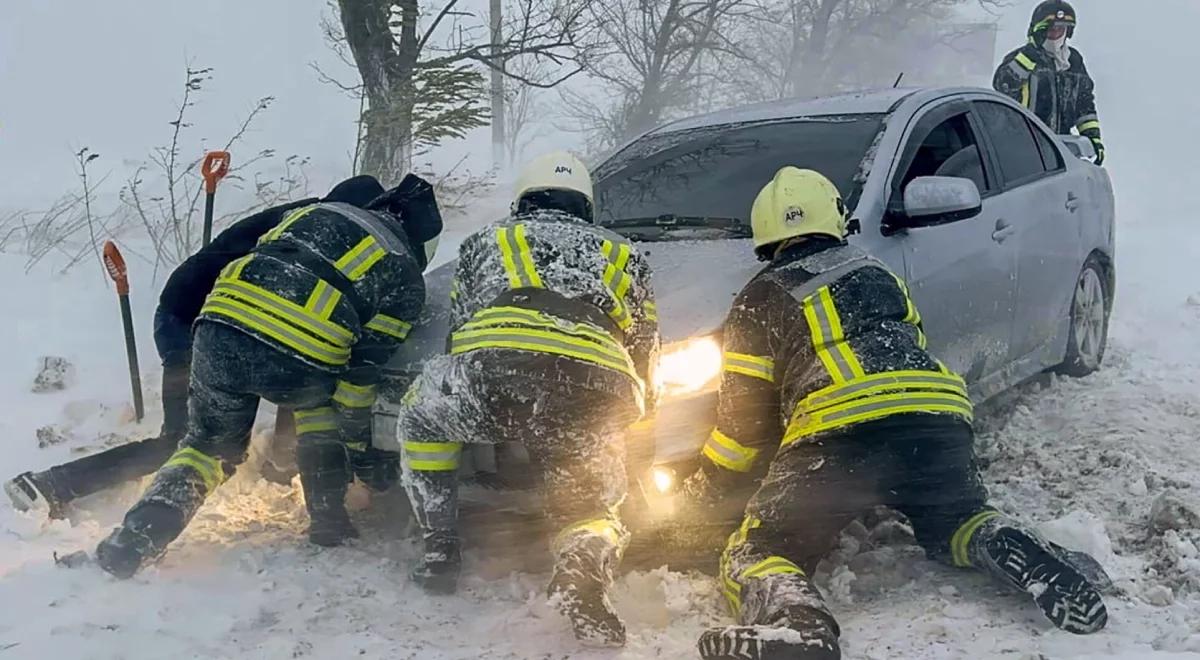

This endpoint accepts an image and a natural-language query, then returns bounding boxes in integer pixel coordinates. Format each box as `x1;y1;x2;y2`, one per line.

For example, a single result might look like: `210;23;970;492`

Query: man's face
1046;22;1069;41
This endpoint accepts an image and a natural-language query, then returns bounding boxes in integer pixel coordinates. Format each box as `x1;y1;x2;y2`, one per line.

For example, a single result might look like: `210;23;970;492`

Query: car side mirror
898;176;983;228
1060;135;1097;161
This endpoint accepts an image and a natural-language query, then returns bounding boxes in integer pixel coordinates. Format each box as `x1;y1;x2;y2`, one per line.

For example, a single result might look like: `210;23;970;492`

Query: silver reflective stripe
807;292;857;382
203;298;350;364
296;409;338;434
498;228;537;288
821;394;972;424
212;282;352;344
704;436;747;464
407;449;461;463
310;282;339;317
724;354;773;379
451;331;633;374
339;241;387;279
1076;113;1098;124
805;373;966;409
322;202;410;256
779;244;885;305
1008;60;1032;80
743;558;802;579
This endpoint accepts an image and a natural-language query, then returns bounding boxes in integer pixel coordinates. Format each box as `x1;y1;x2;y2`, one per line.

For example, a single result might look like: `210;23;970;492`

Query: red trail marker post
200;150;231;248
102;241;144;422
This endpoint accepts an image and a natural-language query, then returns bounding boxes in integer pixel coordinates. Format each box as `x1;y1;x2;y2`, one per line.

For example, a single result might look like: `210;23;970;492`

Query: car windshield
594;114;886;241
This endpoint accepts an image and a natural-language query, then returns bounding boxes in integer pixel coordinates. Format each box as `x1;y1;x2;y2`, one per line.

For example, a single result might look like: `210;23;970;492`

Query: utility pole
490;0;506;169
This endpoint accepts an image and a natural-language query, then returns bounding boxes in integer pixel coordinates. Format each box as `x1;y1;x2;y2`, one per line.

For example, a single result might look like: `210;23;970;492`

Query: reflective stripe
345;441;368;452
295;407;338;435
335;236;387;281
742;556;805;580
305;280;342;320
1021;81;1031;108
497;225;543;289
221;254;254;280
403;440;462;472
800;370;968;411
602;240;635;331
259;205;318;244
951;510;1001;567
210;279;354;345
720;515;762;613
702;428;760;473
802;287;865;384
1015;52;1037;71
723;351;774;382
461;307;618;347
333;380;377;409
891;274;927;348
1077;120;1101;133
201;297;351;366
163;447;225;493
1007;59;1032;80
450;278;460;301
365;313;412;340
554;518;624;552
643;301;658;322
450;328;636;380
783;391;973;445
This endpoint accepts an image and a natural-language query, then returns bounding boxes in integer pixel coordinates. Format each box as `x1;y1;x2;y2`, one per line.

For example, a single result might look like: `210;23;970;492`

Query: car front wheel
1057;258;1110;377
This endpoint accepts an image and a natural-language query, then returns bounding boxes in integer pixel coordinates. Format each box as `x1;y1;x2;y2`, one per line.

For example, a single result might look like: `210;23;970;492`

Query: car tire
1056;257;1110;377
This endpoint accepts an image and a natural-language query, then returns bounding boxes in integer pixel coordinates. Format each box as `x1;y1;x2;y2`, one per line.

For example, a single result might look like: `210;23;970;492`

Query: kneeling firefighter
681;167;1109;660
398;151;660;647
95;175;443;579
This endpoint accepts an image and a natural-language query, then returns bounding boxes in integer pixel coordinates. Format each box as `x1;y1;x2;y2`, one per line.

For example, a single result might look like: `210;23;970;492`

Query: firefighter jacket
198;201;426;431
448;210;660;413
994;42;1102;140
698;239;973;478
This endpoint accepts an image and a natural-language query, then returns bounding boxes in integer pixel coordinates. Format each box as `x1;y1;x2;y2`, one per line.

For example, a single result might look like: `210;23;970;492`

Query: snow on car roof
651;87;920;134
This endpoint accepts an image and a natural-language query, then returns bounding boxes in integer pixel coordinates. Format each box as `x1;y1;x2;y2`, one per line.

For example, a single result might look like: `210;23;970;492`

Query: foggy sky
1;1;1195;214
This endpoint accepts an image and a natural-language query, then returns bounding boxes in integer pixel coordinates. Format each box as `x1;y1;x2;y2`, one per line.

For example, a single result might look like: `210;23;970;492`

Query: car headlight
652;466;676;494
655;336;722;396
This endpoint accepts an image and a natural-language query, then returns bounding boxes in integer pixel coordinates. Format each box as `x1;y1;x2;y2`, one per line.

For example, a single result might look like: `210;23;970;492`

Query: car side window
1029;119;1065;172
899;113;992;196
974;101;1049;185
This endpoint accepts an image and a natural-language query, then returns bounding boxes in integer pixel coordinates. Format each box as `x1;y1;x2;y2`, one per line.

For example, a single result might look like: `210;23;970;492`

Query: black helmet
1029;1;1077;41
366;173;444;269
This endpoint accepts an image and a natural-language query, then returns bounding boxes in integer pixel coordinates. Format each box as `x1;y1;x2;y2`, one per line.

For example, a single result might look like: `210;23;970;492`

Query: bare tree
322;0;595;186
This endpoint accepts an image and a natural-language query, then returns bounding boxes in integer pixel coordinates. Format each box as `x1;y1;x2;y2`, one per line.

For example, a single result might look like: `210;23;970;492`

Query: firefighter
681;167;1109;660
4;176;396;518
397;151;660;648
94;174;443;579
994;1;1105;164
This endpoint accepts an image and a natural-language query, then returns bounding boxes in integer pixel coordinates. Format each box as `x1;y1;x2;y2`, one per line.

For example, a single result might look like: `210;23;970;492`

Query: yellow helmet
512;151;594;221
750;167;847;255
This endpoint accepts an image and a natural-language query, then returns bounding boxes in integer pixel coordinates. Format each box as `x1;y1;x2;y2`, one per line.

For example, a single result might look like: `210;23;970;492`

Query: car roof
645;86;991;135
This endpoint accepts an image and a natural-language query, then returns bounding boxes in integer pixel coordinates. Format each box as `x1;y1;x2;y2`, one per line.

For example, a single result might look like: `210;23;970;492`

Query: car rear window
593;115;885;233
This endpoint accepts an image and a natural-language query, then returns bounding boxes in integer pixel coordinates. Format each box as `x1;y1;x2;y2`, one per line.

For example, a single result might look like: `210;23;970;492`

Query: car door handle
992;218;1016;243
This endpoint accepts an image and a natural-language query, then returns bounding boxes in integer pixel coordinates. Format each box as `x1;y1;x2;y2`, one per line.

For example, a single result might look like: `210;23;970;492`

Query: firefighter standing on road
95;174;443;579
397;151;660;648
681;167;1109;660
994;1;1105;164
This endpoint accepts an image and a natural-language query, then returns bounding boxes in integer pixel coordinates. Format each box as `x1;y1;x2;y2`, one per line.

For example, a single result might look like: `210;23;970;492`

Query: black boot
95;502;186;579
698;607;841;660
411;529;461;595
4;471;66;519
971;520;1108;634
548;526;628;648
297;443;357;547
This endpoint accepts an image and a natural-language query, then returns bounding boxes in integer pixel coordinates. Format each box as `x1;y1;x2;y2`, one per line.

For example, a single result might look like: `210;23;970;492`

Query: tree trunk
792;0;839;96
338;0;419;186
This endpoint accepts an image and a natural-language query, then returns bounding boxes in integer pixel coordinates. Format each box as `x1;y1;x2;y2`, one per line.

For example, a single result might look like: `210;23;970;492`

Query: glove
411;529;461;595
1089;136;1105;166
348;446;400;492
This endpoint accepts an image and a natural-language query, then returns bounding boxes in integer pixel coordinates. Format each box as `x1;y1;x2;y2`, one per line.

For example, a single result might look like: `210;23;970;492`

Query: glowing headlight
652;467;676;494
655;336;722;395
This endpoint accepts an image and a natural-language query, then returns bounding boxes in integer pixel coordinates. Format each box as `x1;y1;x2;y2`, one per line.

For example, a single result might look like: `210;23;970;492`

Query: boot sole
987;528;1108;634
698;625;840;660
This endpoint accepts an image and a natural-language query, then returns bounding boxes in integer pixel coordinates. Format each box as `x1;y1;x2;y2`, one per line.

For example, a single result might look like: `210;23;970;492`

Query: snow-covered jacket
993;42;1101;139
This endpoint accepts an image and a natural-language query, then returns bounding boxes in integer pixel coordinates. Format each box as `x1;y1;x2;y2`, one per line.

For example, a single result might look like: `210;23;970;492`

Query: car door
972;100;1084;368
885;101;1018;386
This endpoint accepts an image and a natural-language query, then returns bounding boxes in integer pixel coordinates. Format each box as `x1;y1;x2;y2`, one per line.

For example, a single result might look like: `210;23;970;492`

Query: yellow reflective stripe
951;510;1002;567
336;236;386;281
333;380;377;409
497;227;524;288
453;324;627;361
365;313;412;340
720;515;762;614
295;407;338;435
783;391;973;445
201;298;351;366
211;279;354;345
1020;82;1031;108
799;370;968;413
803;287;865;384
450;329;637;380
741;556;805;581
259;205;318;244
1015;52;1036;71
702;428;760;473
513;224;543;288
220;254;254;280
462;307;620;347
554;518;624;552
345;441;368;452
723;351;774;382
163;447;225;493
450;278;460;301
403;440;462;472
601;240;636;331
1077;120;1101;133
643;301;658;321
304;280;343;320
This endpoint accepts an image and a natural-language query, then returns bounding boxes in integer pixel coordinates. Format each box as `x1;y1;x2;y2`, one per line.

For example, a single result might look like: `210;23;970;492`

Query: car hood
640;238;762;342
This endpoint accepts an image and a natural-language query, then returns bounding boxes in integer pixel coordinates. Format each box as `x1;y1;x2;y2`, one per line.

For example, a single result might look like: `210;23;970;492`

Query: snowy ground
2;181;1200;660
